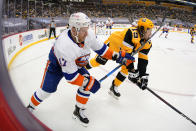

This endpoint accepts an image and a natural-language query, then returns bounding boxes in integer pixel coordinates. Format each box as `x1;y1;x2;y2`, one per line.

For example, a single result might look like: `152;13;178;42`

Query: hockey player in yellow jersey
86;18;154;99
190;27;195;43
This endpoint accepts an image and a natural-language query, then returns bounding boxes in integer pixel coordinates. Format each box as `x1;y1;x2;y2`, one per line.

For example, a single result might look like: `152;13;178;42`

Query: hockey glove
112;51;135;66
136;74;149;90
128;69;139;84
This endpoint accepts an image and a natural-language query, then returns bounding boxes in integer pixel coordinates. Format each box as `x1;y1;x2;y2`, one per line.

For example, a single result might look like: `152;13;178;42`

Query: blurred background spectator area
2;0;196;36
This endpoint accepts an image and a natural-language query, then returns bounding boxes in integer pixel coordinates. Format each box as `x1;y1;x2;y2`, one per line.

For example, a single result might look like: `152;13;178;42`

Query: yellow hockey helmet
138;18;154;32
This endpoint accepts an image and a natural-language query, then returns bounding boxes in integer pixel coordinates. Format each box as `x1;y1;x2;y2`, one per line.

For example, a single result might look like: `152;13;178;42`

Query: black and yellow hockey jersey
104;27;152;76
190;28;195;36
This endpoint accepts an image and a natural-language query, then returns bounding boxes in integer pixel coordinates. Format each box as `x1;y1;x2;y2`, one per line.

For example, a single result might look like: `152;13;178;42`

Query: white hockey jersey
163;25;169;31
106;19;113;26
53;29;108;76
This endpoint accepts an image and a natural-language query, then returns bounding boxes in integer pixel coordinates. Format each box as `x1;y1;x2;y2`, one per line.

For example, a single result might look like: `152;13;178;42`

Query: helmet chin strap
73;28;80;43
75;32;80;43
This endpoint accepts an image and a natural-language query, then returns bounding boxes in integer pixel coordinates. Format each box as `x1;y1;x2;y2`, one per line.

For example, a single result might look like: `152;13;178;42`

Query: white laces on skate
114;86;119;93
79;109;88;119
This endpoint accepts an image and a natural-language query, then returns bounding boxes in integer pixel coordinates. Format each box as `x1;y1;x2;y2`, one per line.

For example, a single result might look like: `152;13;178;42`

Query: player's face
144;28;152;40
78;27;89;42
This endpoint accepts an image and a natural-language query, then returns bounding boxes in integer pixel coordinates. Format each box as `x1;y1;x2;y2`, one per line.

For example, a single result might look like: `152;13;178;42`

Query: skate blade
108;91;119;100
72;114;88;127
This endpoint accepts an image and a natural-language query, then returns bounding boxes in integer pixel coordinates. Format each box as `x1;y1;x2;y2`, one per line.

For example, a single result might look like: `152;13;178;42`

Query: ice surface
9;31;196;131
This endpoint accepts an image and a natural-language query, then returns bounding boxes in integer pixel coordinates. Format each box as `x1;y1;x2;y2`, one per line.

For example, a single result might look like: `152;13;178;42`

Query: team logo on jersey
75;54;90;67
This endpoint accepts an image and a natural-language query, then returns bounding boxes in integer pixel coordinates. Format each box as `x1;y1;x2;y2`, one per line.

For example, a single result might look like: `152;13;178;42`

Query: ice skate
27;104;35;113
109;81;121;100
73;105;89;127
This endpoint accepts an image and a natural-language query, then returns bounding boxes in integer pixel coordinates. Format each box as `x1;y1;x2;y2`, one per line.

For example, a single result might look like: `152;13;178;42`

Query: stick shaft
146;87;196;126
99;65;121;82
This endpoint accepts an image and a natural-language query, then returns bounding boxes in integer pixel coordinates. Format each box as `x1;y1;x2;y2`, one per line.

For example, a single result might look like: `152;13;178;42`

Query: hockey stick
146;87;196;126
99;15;166;83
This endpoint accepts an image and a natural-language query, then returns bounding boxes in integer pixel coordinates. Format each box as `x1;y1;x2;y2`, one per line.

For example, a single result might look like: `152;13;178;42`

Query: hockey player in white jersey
159;23;169;38
27;12;135;126
96;21;104;35
131;21;137;27
105;17;113;35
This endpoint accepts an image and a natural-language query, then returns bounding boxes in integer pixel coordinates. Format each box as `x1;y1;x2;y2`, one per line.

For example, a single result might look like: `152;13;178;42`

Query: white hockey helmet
69;12;91;31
